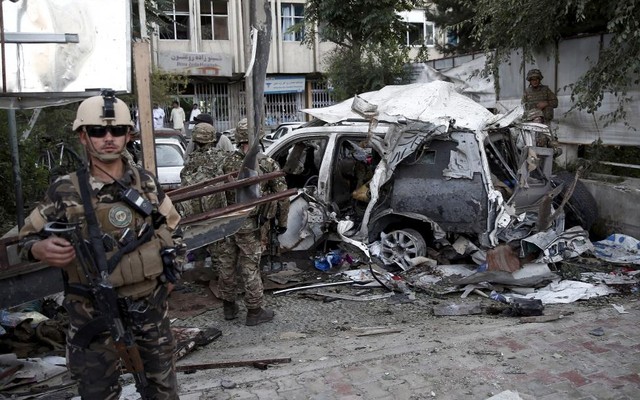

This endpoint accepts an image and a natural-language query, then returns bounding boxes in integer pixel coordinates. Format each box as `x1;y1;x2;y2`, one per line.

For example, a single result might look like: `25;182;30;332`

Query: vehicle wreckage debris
176;357;292;373
272;280;356;295
315;291;394;302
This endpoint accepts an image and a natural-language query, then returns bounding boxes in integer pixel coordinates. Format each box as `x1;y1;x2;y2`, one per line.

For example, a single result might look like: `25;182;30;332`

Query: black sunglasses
85;125;130;138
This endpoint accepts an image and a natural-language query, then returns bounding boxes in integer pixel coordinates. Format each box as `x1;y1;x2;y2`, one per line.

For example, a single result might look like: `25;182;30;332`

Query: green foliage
442;0;639;125
580;139;640;178
303;0;427;99
131;0;175;39
325;45;412;101
425;0;479;56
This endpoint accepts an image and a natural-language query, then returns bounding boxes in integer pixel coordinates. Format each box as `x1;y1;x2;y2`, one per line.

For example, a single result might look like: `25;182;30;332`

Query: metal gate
264;93;304;128
310;80;336;109
193;82;237;132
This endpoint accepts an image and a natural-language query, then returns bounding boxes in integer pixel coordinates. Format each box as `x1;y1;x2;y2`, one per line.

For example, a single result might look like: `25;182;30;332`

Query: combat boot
223;301;239;320
245;307;275;326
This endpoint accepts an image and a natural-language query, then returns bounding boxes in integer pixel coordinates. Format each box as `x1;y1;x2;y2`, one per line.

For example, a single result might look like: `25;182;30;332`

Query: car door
268;134;333;251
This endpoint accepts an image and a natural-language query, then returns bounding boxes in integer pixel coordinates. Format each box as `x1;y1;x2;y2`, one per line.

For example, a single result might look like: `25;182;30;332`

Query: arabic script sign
264;76;305;94
158;52;232;77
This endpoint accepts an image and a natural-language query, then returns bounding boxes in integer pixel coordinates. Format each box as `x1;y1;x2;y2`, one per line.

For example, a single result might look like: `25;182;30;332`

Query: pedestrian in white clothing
152;103;165;129
170;101;186;134
188;104;200;131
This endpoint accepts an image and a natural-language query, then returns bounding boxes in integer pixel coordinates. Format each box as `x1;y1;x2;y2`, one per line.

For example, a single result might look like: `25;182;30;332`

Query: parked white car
262;122;303;148
150;137;185;190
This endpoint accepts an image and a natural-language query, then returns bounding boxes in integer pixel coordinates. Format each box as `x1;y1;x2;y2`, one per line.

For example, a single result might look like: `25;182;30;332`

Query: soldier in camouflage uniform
179;123;231;269
522;69;558;124
215;118;289;326
184;113;235;163
19;93;181;400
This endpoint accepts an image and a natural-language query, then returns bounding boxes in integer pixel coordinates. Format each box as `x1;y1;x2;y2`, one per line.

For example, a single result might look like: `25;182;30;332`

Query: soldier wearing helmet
18;90;182;399
213;118;289;326
178;122;231;269
184;113;234;163
522;68;558;124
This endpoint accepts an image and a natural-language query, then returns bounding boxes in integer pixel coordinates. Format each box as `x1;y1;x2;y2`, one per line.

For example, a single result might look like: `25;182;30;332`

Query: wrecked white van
268;82;596;269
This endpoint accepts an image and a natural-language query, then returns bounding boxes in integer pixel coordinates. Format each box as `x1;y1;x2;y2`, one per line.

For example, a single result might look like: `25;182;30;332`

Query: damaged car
268;82;597;270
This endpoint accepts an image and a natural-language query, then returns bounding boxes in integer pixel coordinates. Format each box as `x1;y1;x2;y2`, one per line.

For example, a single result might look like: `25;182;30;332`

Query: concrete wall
582;176;640;239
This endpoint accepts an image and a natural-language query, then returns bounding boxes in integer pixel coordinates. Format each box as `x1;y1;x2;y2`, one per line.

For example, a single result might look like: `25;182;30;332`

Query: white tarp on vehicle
411;55;496;109
302;81;495;132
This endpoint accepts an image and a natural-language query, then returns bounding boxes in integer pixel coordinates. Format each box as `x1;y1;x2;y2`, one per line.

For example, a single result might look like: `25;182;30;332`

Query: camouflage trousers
213;219;264;309
63;285;178;400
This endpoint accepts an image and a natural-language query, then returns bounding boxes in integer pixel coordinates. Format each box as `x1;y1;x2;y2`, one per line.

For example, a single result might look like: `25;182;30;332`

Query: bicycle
36;142;84;182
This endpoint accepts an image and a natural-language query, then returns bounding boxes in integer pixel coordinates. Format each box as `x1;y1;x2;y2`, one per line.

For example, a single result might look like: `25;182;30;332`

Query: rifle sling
106;224;155;274
77;167;110;277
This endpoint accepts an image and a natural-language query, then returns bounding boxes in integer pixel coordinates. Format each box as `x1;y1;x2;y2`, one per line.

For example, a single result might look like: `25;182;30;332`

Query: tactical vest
65;168;173;299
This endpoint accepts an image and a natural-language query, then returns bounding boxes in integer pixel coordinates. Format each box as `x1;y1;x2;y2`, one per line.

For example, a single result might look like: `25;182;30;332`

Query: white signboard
158;52;233;76
0;0;131;93
265;76;306;94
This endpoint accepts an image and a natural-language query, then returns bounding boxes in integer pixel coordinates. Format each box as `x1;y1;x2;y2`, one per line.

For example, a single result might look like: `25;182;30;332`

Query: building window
201;0;229;40
159;0;190;40
401;10;435;47
281;3;304;42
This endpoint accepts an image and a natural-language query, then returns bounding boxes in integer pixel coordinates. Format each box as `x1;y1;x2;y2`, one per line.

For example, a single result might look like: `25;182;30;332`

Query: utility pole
243;0;271;147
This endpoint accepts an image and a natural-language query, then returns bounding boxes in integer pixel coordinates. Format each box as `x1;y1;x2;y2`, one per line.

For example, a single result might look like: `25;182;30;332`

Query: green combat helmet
526;69;543;81
235;118;249;143
191;123;216;144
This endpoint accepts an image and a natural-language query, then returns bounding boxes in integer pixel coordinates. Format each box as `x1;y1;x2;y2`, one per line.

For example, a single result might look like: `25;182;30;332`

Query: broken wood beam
176;357;292;373
354;328;402;337
519;313;571;323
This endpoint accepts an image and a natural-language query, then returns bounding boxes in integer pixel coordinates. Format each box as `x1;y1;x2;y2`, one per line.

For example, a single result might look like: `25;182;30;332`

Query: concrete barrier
582;175;640;239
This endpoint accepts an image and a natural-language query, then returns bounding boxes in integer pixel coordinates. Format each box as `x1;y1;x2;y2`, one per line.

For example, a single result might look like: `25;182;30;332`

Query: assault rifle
44;221;150;399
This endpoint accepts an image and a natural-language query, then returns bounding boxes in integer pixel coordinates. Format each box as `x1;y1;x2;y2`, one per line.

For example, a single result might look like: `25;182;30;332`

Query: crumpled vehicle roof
302;81;496;132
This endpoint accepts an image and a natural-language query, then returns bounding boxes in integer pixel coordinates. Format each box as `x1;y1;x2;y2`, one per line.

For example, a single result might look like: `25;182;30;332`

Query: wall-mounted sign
158;52;233;77
0;0;131;93
264;76;305;94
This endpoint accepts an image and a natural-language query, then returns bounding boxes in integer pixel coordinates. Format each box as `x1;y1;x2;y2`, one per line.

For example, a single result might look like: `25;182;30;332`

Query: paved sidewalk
174;296;640;400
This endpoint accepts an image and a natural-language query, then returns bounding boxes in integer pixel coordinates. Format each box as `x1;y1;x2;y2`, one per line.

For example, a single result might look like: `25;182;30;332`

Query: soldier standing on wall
522;68;558;124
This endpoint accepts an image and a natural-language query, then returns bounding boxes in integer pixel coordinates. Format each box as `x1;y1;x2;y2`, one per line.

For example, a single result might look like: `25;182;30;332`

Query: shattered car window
275;138;328;189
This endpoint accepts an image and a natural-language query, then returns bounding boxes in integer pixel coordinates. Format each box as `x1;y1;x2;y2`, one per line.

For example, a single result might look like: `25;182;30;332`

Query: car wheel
551;172;598;230
379;228;427;270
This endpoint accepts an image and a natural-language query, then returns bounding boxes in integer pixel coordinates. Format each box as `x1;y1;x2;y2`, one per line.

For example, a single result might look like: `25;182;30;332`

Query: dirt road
170;276;640;400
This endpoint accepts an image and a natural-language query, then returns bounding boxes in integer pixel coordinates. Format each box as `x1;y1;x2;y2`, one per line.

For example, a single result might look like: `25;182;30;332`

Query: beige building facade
149;1;442;131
